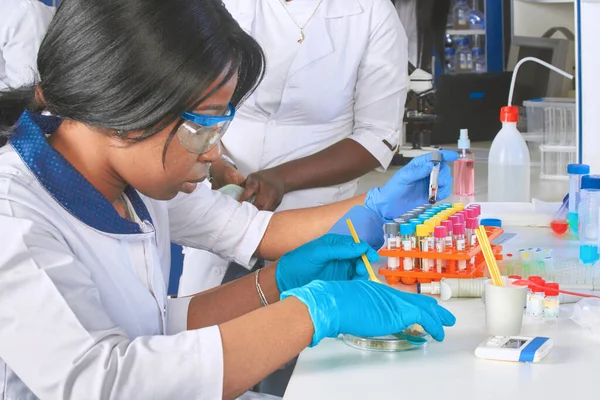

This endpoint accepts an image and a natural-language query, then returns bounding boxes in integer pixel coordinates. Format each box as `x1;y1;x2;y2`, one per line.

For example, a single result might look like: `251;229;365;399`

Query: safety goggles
177;103;236;154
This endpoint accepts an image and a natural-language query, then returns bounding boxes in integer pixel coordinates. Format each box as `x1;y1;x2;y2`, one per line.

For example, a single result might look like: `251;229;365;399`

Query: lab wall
513;1;575;38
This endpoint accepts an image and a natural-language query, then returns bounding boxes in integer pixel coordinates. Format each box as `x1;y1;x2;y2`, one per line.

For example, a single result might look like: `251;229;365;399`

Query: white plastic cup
484;278;528;336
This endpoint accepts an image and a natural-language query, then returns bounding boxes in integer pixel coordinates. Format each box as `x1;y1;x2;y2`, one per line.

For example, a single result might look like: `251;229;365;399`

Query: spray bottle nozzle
458;129;471;149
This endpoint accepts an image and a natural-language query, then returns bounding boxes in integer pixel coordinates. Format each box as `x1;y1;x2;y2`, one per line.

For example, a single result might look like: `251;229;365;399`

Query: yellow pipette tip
346;219;381;284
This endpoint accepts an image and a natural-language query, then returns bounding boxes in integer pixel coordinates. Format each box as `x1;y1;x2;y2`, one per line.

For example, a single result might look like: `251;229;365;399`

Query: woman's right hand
209;158;245;190
281;280;456;347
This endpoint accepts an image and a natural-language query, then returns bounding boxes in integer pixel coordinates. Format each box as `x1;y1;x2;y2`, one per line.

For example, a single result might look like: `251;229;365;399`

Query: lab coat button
212;267;222;275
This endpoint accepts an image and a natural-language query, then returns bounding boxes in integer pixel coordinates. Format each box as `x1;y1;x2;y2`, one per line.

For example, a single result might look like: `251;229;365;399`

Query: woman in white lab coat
179;0;452;295
0;1;457;399
180;0;410;294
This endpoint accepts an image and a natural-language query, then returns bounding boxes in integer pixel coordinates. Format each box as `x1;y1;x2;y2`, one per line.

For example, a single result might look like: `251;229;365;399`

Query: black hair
0;0;265;153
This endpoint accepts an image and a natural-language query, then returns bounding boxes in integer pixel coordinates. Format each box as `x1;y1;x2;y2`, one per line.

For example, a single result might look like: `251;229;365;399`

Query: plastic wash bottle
487;106;530;202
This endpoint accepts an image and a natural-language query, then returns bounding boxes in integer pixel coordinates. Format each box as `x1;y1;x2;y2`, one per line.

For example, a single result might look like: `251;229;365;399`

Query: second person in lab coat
180;0;410;295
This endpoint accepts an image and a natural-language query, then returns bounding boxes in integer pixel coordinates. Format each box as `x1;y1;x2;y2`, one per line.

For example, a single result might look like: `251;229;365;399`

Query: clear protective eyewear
177;103;236;154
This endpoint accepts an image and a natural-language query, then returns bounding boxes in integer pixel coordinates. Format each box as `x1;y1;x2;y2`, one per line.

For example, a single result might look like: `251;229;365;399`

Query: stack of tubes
383;203;482;274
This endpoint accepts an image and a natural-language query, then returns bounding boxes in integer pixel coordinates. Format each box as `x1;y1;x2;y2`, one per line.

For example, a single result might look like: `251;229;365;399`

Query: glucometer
474;336;553;363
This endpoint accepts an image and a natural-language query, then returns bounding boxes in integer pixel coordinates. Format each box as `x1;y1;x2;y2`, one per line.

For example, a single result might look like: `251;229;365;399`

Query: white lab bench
283;228;600;399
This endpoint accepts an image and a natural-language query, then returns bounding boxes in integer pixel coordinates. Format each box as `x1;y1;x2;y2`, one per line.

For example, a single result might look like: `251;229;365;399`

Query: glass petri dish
342;325;431;352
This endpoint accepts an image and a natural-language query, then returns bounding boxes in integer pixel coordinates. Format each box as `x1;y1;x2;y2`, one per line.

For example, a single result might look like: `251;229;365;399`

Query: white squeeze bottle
487;106;530;202
487;57;574;202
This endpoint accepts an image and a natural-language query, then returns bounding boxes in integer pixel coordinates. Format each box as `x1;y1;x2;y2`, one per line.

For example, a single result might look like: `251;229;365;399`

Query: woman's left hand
365;150;459;220
275;234;380;293
240;169;286;211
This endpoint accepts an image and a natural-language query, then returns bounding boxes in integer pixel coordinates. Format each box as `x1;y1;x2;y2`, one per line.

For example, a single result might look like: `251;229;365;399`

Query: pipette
428;151;442;204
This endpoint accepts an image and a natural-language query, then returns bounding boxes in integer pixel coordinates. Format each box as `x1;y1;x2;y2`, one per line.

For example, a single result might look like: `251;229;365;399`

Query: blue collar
11;111;153;235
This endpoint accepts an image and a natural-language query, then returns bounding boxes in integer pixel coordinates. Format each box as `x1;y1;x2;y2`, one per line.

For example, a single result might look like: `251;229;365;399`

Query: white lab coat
0;0;54;90
0;112;272;399
179;0;409;296
395;0;418;66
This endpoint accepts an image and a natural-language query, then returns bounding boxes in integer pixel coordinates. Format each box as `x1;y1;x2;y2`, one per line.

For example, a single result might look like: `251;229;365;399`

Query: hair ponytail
0;86;38;146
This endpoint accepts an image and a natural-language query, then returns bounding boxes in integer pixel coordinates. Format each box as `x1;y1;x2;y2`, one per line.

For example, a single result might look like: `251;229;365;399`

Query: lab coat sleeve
168;183;273;267
0;213;223;400
0;1;54;90
349;0;409;171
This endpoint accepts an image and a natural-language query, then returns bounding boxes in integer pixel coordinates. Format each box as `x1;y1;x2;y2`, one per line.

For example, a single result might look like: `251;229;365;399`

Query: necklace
276;0;325;44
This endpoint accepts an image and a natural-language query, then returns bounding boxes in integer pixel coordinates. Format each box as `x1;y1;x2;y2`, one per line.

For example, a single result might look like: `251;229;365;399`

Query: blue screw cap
400;223;414;236
480;218;502;228
581;175;600;190
568;164;590;175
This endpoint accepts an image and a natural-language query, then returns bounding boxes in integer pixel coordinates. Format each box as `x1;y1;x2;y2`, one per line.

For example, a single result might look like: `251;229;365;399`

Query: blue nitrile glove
275;234;380;293
365;150;459;220
328;206;385;250
282;280;456;347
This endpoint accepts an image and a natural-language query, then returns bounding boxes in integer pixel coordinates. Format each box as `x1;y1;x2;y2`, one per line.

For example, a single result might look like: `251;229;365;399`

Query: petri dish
342;325;431;352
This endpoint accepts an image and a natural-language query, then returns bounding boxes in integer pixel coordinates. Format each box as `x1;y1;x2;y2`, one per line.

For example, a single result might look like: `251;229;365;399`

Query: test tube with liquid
416;224;431;272
400;223;415;271
441;220;454;248
466;218;479;266
567;164;590;232
579;189;600;264
453;223;467;271
434;226;448;273
384;222;401;270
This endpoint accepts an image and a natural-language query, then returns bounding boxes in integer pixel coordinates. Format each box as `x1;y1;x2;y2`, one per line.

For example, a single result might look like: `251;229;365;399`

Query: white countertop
284;301;600;400
284;226;600;400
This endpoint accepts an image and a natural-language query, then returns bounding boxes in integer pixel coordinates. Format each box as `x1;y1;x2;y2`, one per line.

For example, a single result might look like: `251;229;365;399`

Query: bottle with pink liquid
454;129;475;197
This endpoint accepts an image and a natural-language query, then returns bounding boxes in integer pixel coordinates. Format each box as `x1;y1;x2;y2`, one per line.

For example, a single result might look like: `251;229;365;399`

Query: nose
199;142;222;164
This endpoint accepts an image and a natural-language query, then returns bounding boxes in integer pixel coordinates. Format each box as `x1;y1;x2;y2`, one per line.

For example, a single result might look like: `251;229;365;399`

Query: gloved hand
327;206;385;250
281;280;456;347
365;150;459;220
276;234;380;293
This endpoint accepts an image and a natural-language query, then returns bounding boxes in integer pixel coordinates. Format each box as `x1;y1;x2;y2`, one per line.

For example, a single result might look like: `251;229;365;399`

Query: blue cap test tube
579;188;600;264
567;164;590;233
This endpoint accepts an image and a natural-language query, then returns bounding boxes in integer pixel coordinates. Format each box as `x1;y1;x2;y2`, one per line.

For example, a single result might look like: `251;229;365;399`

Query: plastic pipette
428;151;442;204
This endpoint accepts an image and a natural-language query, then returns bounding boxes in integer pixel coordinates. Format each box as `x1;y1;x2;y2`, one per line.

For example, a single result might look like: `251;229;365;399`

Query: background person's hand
328;206;385;250
275;234;379;293
282;280;456;346
208;158;245;190
240;169;286;211
365;150;458;220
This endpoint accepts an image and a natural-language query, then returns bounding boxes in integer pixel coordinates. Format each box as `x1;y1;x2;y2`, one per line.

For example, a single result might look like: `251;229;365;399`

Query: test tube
466;218;479;248
409;219;421;268
466;218;479;266
394;217;407;225
453;223;467;271
441;220;454;248
416;224;431;272
434;226;448;273
449;215;461;229
469;204;481;219
400;224;415;271
578;189;600;265
384;222;401;270
542;283;560;324
567;164;590;232
466;208;477;221
452;202;465;211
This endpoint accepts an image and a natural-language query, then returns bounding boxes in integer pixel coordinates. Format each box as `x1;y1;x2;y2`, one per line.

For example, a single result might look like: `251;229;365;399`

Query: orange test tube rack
378;226;504;285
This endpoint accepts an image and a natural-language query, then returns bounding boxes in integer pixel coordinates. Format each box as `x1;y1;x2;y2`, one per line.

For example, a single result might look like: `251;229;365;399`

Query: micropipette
428;151;442;204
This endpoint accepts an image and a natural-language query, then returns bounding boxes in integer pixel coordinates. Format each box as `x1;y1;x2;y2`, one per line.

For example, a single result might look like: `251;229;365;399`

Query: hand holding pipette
364;150;458;220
